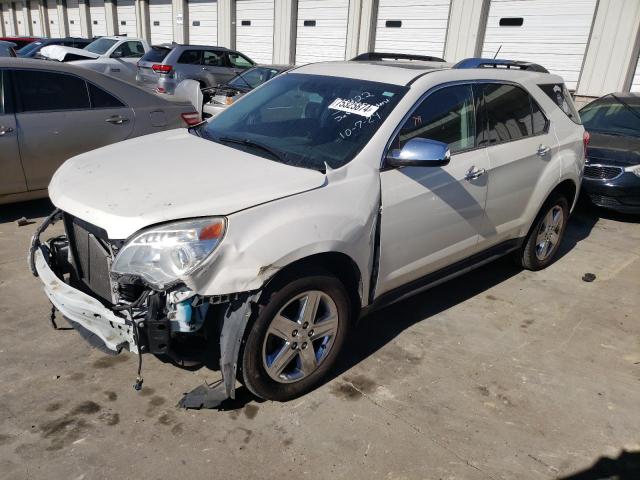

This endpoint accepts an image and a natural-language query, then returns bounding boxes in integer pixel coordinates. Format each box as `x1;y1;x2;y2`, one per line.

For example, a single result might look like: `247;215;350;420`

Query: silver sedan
0;58;201;205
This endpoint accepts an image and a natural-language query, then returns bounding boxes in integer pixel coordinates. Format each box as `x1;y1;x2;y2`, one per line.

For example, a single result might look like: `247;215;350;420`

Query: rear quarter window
538;83;581;124
140;47;171;63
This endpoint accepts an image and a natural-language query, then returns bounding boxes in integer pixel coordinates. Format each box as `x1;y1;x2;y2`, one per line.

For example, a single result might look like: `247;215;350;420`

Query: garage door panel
66;0;82;36
2;4;14;35
47;0;60;37
188;0;217;45
236;0;274;63
482;0;597;89
89;0;107;37
149;0;173;44
375;0;451;57
117;0;137;37
16;2;27;35
295;0;349;64
30;2;42;36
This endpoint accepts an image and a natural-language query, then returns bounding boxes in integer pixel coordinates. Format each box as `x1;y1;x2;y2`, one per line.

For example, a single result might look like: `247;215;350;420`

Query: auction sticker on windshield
329;98;380;118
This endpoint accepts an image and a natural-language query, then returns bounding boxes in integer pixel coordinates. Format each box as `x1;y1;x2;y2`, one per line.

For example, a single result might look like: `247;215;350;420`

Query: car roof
293;60;561;87
158;44;230;51
254;64;292;71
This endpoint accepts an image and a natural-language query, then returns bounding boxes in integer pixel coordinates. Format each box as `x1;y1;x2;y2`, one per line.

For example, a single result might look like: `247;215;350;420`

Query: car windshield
227;67;283;90
16;41;43;56
84;38;118;55
196;73;407;170
580;94;640;137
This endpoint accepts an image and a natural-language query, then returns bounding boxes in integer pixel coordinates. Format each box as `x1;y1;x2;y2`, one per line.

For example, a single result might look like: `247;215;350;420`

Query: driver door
376;84;492;297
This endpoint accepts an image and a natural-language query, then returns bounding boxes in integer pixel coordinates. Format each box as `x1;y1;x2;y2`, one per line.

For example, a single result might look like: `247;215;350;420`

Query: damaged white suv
30;56;586;403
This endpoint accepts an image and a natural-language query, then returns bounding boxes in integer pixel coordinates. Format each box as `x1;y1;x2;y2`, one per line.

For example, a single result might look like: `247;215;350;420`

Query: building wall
1;0;639;98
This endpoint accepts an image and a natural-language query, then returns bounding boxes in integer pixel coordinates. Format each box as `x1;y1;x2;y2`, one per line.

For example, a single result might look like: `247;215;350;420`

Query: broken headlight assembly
111;217;226;289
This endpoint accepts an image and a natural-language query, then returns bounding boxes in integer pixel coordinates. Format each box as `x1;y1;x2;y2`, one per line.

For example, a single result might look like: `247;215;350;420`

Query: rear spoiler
352;52;446;63
452;58;549;73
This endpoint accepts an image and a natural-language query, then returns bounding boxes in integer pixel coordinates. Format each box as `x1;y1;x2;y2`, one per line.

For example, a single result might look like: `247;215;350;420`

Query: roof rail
352;52;446;63
452;58;549;73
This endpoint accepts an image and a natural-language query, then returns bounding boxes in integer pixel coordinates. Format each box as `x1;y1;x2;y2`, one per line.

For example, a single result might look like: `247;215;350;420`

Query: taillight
181;111;201;126
152;64;172;74
583;131;590;159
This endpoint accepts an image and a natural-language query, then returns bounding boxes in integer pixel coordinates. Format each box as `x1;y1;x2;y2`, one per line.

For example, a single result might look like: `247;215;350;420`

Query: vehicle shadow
0;198;54;224
558;450;640;479
577;193;640;225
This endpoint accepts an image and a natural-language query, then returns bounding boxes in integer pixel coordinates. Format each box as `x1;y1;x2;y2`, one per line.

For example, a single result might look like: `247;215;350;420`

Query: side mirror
386;138;451;167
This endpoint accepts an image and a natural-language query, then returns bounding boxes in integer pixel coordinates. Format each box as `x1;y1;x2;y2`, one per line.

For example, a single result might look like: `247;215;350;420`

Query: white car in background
39;36;150;83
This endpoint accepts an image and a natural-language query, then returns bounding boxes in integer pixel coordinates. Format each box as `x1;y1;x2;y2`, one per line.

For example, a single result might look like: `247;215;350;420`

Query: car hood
39;44;100;61
49;130;327;239
586;132;640;167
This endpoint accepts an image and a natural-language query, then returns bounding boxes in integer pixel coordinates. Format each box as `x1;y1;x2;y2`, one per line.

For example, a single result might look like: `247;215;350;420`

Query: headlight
624;165;640;177
111;217;226;289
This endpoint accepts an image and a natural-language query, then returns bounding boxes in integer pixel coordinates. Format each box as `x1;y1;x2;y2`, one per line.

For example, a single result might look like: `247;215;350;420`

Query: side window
530;97;548;135
203;50;224;66
14;70;90;112
112;41;145;58
395;84;475;154
88;83;125;109
479;83;537;144
228;52;254;68
538;83;581;124
178;50;202;65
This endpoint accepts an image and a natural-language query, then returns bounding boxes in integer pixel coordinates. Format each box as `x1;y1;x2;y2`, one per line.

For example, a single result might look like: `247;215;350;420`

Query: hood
39;44;100;62
49;130;327;239
587;132;640;167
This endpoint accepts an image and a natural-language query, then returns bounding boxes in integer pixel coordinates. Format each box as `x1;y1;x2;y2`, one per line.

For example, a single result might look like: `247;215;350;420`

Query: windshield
17;41;43;56
84;38;118;55
228;67;283;90
580;95;640;137
196;73;407;170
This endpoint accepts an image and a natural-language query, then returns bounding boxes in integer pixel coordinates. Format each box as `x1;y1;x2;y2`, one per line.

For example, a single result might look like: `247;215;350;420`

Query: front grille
589;193;620;208
584;165;623;180
63;214;114;303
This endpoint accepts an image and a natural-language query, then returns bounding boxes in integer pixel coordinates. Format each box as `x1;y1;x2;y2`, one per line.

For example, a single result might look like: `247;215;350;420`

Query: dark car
16;37;92;58
579;93;640;214
0;36;41;49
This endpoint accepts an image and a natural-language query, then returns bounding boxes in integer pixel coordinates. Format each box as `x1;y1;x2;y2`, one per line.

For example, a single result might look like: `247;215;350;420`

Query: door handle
105;116;129;125
465;167;486;181
0;125;14;135
537;144;551;156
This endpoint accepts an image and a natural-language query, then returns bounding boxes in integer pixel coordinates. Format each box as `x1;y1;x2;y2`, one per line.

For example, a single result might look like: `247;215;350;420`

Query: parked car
0;41;16;57
39;36;150;83
578;93;640;213
202;64;291;118
0;58;200;205
136;44;255;94
0;36;41;49
17;37;92;58
30;56;586;404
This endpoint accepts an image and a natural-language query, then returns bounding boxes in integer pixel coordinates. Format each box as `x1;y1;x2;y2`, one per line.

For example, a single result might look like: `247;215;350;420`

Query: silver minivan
136;44;255;94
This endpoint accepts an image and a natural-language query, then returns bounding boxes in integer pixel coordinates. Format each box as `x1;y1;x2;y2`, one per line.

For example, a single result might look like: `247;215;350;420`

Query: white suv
30;56;586;403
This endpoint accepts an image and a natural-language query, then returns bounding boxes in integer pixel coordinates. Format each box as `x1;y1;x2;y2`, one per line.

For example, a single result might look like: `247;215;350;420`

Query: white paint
47;0;60;38
481;0;598;90
631;55;640;92
236;0;274;64
29;1;42;36
149;0;174;44
66;0;82;37
295;0;350;64
375;0;452;58
16;1;27;36
2;4;14;36
89;0;107;37
116;0;137;37
187;0;217;45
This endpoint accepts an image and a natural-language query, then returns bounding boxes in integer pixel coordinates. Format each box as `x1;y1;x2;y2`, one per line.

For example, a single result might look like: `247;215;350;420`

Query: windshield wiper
218;136;285;162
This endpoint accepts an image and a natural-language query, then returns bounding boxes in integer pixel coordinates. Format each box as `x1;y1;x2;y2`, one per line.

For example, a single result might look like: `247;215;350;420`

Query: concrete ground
0;199;638;480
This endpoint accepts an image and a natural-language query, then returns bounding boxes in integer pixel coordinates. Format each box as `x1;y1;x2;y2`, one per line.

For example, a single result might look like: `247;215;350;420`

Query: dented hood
49;130;326;239
39;45;100;62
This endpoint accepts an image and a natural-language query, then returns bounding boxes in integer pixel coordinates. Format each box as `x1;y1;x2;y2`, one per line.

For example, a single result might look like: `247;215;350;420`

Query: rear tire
239;268;351;401
518;193;569;271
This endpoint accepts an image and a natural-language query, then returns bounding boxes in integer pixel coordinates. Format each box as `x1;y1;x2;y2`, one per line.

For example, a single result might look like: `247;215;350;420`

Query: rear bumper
582;173;640;213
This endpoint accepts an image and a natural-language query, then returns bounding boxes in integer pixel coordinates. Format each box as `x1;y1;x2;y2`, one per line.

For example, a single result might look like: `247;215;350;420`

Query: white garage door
188;0;217;45
236;0;274;64
631;56;640;93
116;0;137;37
2;4;14;36
29;1;42;36
482;0;598;90
89;0;107;36
47;0;60;37
149;0;173;44
295;0;349;64
375;0;451;57
66;0;82;37
15;2;27;35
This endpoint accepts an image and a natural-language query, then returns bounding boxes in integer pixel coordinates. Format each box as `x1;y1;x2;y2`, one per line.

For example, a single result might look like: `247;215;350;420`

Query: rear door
13;69;134;191
201;49;233;85
476;82;554;245
0;70;26;195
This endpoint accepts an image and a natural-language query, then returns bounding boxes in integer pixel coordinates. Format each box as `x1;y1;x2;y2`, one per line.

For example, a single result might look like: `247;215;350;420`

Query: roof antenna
493;45;502;59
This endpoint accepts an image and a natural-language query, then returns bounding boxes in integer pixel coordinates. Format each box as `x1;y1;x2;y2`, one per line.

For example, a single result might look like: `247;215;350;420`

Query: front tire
239;269;351;401
518;194;569;270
